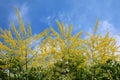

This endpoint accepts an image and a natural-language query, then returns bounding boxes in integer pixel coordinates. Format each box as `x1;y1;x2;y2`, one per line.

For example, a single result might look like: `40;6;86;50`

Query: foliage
0;8;120;80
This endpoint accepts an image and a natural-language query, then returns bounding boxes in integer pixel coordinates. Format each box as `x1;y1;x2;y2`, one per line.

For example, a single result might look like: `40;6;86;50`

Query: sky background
0;0;120;40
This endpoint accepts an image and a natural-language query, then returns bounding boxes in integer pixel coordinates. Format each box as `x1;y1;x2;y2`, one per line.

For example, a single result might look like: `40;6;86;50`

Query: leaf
93;19;99;35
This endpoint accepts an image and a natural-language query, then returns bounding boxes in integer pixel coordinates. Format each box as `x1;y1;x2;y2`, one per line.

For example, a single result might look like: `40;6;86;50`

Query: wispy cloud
88;20;120;46
39;10;73;26
88;20;118;35
98;21;120;46
8;3;29;28
98;21;118;35
40;15;55;26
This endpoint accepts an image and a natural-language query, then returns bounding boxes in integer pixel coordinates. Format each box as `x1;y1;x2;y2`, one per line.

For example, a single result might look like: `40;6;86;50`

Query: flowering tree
0;8;48;79
0;8;120;80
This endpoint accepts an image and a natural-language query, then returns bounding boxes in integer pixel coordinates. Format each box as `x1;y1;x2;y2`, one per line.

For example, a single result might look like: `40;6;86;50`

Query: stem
107;69;113;80
8;70;10;80
25;51;28;80
105;66;113;80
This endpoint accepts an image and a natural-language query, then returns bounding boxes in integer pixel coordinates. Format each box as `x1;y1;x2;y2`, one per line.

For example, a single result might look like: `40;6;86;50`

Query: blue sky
0;0;120;37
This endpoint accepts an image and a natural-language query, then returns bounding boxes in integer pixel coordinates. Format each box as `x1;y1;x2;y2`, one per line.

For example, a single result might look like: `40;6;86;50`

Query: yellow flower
31;61;38;67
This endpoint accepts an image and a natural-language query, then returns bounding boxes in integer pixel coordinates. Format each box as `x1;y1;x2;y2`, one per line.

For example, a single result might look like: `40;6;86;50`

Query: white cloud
99;21;120;46
88;20;120;46
88;21;117;35
101;21;120;46
39;11;73;26
98;21;117;35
